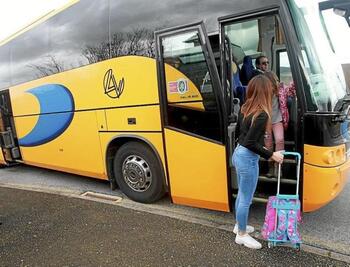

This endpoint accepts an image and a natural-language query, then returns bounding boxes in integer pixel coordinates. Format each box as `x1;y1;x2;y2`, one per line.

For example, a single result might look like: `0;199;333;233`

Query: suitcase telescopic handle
283;151;301;160
277;151;301;196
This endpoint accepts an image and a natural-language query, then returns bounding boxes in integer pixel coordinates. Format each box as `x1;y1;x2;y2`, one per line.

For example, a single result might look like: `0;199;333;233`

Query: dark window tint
2;0;282;86
10;22;50;85
108;0;236;59
161;30;222;142
49;0;109;69
109;28;156;58
0;43;10;89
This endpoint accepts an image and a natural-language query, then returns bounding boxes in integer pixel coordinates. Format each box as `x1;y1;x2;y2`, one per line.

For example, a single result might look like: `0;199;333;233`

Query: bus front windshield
289;0;347;112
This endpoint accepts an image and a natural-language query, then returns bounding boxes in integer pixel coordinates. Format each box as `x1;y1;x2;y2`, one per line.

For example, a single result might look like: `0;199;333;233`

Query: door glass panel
277;50;293;85
224;15;287;84
161;30;222;142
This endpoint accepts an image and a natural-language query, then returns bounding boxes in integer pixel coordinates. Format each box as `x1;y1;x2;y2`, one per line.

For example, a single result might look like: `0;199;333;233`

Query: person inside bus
232;75;284;249
254;55;269;74
240;55;269;85
263;71;285;177
239;56;255;86
231;60;246;104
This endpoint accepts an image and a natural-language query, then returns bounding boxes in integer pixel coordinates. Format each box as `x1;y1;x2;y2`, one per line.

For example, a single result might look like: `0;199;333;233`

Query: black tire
113;141;165;203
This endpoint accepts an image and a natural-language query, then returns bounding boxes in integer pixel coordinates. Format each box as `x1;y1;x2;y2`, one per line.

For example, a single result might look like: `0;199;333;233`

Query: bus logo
103;69;125;99
178;79;188;94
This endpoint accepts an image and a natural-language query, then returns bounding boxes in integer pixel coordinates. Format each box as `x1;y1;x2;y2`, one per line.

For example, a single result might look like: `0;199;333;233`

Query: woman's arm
243;112;273;159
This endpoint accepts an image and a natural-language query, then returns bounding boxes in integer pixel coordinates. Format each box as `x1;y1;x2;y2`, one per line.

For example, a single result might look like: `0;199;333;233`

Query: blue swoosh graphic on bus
19;84;75;147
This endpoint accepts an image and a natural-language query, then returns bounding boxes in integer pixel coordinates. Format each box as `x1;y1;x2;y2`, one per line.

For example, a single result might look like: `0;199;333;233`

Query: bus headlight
322;147;345;165
305;144;346;167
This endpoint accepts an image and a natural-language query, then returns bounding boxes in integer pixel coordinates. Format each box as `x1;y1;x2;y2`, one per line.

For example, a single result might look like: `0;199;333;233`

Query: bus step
258;176;297;184
232;193;268;203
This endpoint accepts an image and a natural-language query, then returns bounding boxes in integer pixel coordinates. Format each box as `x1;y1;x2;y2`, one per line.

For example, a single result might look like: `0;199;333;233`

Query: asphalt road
0;187;347;267
0;165;349;260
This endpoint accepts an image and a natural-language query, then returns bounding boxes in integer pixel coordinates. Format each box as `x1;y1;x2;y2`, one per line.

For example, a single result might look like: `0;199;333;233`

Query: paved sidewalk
0;187;347;267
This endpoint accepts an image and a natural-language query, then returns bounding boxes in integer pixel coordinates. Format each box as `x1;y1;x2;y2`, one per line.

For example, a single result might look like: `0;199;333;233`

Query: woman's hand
271;151;284;164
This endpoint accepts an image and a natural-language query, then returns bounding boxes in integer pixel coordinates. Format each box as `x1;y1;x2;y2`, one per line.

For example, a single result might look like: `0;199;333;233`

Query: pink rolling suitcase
261;152;302;249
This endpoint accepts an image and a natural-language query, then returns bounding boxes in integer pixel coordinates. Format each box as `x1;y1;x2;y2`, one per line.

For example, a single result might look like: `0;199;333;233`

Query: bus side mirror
320;0;350;27
333;7;350;27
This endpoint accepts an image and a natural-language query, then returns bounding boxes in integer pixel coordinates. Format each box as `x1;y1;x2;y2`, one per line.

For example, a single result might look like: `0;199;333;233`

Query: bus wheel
113;142;165;203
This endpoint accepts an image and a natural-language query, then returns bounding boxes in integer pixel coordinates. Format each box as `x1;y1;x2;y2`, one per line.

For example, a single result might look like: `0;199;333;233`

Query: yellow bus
0;0;349;212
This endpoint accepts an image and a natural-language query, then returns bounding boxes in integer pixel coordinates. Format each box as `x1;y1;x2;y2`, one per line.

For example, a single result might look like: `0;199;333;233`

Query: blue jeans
232;145;259;232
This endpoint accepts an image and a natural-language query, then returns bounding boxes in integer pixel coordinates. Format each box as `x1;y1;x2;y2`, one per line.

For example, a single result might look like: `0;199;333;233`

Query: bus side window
161;31;222;142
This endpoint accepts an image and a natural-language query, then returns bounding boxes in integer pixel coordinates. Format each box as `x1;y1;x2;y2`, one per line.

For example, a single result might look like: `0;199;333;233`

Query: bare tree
82;28;156;64
110;32;127;58
27;55;64;78
83;41;110;64
143;30;156;58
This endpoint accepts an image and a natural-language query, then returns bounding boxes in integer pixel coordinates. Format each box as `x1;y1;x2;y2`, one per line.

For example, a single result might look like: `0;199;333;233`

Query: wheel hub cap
122;155;152;192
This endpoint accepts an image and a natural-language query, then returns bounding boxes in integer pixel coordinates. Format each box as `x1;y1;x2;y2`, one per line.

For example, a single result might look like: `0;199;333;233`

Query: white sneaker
235;234;262;249
233;224;255;234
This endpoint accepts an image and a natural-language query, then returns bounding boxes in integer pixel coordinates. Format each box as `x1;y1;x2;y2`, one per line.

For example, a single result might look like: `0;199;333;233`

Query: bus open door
155;22;231;212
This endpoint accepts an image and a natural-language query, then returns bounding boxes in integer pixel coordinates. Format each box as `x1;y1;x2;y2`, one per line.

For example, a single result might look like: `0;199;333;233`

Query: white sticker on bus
168;79;189;94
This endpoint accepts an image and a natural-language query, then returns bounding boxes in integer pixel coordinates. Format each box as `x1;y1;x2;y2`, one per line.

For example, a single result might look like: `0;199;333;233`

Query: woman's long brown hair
241;75;273;126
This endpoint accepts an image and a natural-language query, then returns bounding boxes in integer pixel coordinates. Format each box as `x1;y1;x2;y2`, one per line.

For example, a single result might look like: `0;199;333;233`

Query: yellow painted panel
10;56;159;116
169;102;205;111
303;160;350;212
10;92;39;117
95;110;107;131
98;132;167;183
20;110;106;179
165;63;204;110
24;161;106;179
164;128;229;211
106;105;161;131
14;115;39;139
0;150;6;165
304;144;346;167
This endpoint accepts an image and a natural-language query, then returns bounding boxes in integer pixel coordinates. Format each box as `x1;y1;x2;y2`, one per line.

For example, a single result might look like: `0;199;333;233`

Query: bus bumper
303;160;350;212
